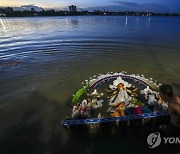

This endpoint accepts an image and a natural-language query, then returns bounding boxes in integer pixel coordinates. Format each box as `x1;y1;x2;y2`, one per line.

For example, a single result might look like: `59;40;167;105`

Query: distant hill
0;5;44;12
84;3;170;13
16;5;43;11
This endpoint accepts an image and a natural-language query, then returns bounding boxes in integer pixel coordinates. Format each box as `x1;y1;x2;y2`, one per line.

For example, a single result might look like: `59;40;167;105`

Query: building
69;5;77;12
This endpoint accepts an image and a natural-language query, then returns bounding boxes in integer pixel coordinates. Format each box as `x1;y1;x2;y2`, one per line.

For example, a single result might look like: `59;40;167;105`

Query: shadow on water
0;91;179;154
70;19;79;26
0;110;42;154
0;90;63;154
51;118;179;154
0;65;179;154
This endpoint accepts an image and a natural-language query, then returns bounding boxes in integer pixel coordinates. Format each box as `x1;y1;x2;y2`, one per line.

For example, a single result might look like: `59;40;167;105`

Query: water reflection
136;16;139;25
70;18;79;27
0;15;10;31
125;16;128;26
0;18;7;30
65;18;69;26
147;16;151;28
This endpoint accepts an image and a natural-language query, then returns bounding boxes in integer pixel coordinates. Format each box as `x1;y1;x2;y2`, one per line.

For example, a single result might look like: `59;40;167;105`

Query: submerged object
0;60;23;71
62;72;169;128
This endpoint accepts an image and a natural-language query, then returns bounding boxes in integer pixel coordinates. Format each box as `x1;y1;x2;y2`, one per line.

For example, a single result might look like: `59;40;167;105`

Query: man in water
159;84;180;136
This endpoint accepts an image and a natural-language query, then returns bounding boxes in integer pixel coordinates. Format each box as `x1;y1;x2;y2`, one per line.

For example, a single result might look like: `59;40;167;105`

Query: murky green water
0;16;179;153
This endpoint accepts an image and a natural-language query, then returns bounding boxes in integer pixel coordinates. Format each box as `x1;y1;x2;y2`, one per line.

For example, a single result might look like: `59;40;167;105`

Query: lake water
0;16;180;153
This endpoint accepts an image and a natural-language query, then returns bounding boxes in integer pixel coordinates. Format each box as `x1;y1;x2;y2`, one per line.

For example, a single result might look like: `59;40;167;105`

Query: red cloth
133;106;142;114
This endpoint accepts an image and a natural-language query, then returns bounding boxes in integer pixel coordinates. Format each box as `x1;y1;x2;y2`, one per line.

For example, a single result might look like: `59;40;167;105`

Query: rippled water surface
0;16;180;153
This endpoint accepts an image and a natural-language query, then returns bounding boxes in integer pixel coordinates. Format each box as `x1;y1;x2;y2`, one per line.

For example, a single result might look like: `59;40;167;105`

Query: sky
0;0;180;13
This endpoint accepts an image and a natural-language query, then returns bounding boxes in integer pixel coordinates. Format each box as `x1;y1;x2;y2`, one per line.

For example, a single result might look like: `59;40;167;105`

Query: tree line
0;7;180;17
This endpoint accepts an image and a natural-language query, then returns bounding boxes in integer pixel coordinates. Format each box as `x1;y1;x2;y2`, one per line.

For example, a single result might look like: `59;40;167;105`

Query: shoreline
1;10;180;18
1;15;180;18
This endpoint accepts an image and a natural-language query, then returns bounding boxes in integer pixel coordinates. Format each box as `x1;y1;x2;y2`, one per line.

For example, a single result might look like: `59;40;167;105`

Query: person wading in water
159;84;180;136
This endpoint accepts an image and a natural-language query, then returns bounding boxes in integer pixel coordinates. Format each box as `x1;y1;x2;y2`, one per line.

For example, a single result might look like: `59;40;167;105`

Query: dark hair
159;84;173;98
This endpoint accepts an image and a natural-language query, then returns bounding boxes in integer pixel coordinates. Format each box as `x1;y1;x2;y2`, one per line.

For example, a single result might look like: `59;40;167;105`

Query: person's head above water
159;84;173;100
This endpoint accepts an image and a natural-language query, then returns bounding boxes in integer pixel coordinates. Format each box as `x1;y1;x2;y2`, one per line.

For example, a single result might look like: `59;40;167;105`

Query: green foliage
130;98;144;106
72;85;89;104
65;116;72;120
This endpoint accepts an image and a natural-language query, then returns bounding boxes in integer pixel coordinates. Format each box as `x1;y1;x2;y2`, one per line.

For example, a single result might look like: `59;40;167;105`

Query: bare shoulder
174;96;180;104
